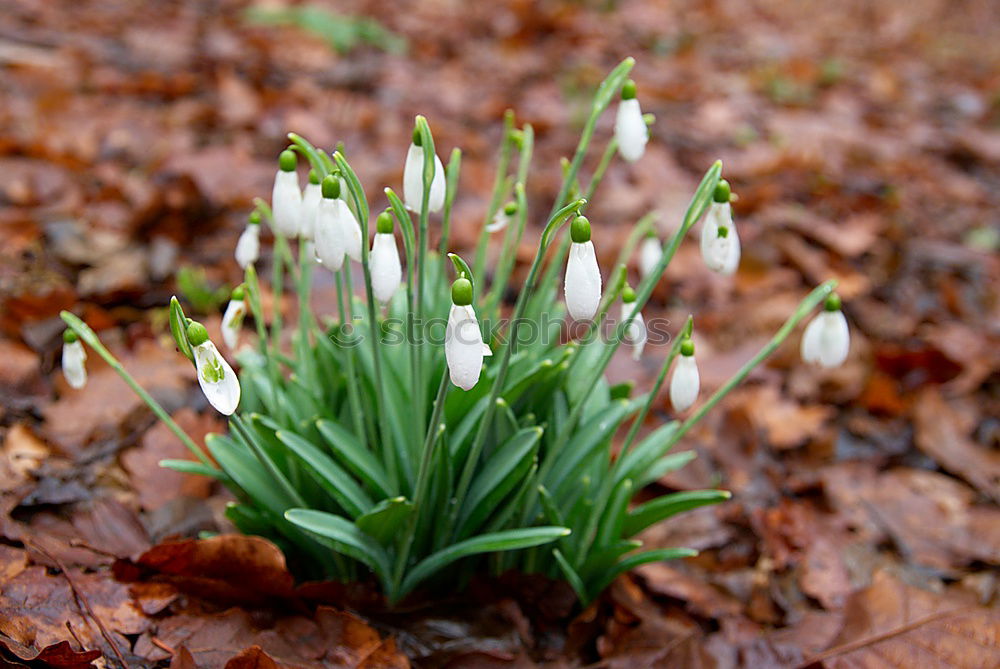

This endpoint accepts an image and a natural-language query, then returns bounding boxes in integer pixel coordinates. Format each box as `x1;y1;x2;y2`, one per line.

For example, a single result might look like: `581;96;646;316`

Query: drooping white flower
61;331;87;389
445;278;490;390
188;322;240;416
314;176;348;270
235;217;260;269
801;295;850;368
669;340;699;412
621;288;647;361
700;180;740;275
221;286;246;351
615;80;648;163
486;202;517;234
371;212;402;304
403;139;446;214
271;150;302;238
564;216;602;321
341;202;363;263
299;172;322;241
639;235;662;280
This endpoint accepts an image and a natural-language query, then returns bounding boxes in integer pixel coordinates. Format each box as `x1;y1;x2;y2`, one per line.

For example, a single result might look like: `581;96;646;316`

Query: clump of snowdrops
60;58;850;605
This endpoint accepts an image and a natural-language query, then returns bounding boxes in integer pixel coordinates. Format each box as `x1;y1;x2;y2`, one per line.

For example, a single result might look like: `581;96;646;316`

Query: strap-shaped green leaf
552;548;589;604
636;451;697;489
355;497;414;546
623;490;731;538
159;459;228;482
168;296;193;363
617;421;680;483
457;427;541;537
591;478;633;554
284;508;392;586
315;419;392;498
399;526;569;597
548;399;637;497
276;430;374;518
588;547;698;596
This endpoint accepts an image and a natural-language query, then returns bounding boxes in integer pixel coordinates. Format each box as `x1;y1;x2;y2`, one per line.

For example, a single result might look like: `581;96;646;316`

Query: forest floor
1;0;999;666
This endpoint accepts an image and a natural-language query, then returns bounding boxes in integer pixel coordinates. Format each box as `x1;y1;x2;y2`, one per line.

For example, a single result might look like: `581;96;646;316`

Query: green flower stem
584;137;618;203
335;270;376;463
244;265;283;421
445;199;588;540
439;148;462;256
391;368;450;601
473;110;515;282
613;211;657;270
414;116;436;426
673;281;837;444
59;311;214;469
295;238;318;389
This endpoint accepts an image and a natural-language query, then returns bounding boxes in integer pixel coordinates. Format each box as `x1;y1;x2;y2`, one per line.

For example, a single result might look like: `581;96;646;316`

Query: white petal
564;241;602;321
486;210;510;233
621;303;647;361
445;304;485;390
340;201;363;263
371;233;402;303
314;198;346;271
403;144;445;213
615;98;648;163
221;299;246;351
235;226;260;269
639;237;662;280
194;341;241;415
802;310;849;368
669;355;700;412
62;340;87;389
299;182;322;241
271;170;302;238
700;202;740;275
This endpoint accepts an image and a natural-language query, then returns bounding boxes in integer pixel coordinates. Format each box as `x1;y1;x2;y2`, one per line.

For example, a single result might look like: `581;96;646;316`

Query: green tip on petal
713;179;731;203
680;338;695;357
248;210;261;225
622;285;637;303
717;226;729;238
412;126;422;146
62;329;78;343
570;215;592;243
376;210;394;234
451;277;473;306
622;79;637;100
308;169;320;185
503;201;518;216
231;284;245;300
321;174;341;199
186;321;209;346
278;149;297;172
824;292;842;312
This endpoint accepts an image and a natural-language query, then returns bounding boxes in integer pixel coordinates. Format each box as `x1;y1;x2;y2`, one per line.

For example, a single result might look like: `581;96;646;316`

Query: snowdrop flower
700;179;740;275
564;216;602;321
271;150;302;238
299;170;321;241
61;329;87;389
615;80;648;163
221;285;246;352
371;211;402;304
445;277;491;390
669;339;699;412
801;293;850;368
403;127;446;214
486;201;517;234
639;234;662;280
621;285;647;361
187;321;240;416
314;175;349;271
235;212;261;269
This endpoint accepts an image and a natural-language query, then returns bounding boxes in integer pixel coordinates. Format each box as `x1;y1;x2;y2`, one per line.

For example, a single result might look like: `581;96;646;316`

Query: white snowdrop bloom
669;340;700;412
486;202;517;234
188;322;240;416
700;180;740;275
615;80;648;163
221;287;246;351
371;212;402;304
801;294;850;368
235;216;260;269
445;278;489;390
620;288;647;361
403;137;446;214
341;202;363;263
299;172;322;241
271;150;302;238
564;216;602;321
639;235;662;280
61;331;87;389
314;176;348;271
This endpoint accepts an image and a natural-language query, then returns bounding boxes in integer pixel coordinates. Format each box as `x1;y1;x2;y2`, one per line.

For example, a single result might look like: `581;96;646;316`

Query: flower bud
801;293;850;368
669;339;699;411
565;217;602;321
271;151;302;237
61;329;87;389
615;80;648;163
